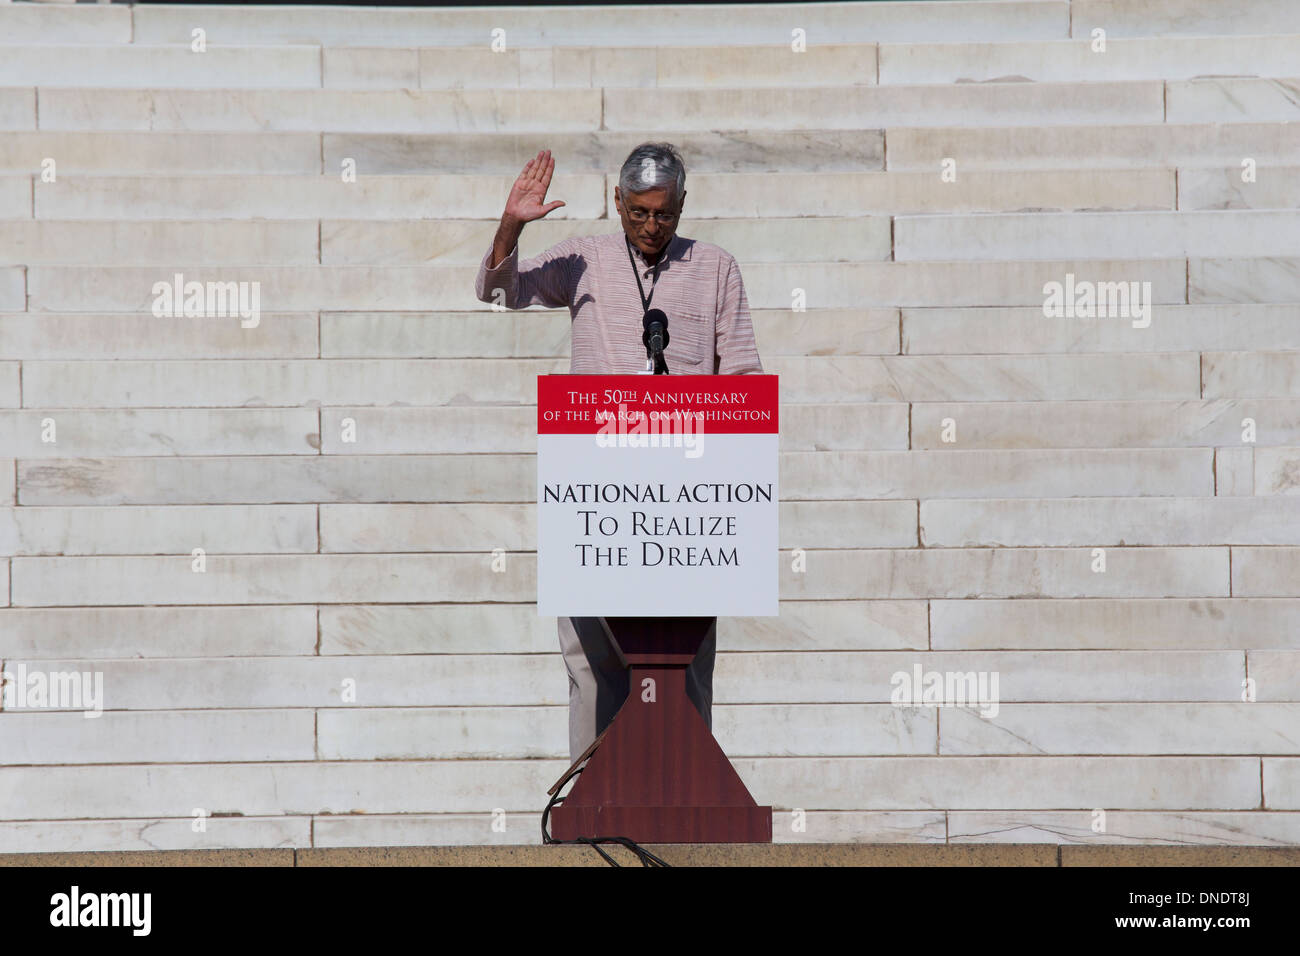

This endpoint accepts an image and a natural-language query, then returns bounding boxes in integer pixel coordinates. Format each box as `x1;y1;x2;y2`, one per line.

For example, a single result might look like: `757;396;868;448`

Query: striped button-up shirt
475;231;763;376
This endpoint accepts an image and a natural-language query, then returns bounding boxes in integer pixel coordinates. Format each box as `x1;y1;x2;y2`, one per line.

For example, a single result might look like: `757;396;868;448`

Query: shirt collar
627;233;680;276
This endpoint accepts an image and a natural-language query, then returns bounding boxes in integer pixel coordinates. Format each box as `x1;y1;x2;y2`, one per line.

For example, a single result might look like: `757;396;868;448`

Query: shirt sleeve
475;236;577;310
714;255;763;375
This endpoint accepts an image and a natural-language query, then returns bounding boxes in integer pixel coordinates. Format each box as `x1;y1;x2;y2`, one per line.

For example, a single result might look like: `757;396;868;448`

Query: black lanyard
626;234;664;314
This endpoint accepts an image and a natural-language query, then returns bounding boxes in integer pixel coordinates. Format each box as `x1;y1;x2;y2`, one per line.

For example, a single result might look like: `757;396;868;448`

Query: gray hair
617;142;686;206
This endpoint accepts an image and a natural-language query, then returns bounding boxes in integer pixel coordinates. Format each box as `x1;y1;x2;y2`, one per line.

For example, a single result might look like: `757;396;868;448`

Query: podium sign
537;374;779;617
539;374;778;843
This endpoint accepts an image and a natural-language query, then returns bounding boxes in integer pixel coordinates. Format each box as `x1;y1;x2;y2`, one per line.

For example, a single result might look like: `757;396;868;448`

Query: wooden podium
547;616;772;843
538;374;778;844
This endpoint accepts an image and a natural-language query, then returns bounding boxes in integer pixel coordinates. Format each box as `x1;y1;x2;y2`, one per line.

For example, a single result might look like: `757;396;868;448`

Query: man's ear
679;189;686;213
613;187;622;214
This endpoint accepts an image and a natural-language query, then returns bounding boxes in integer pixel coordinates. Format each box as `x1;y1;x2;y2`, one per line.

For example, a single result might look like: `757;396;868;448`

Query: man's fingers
517;159;536;187
516;150;551;196
521;152;542;181
520;153;553;195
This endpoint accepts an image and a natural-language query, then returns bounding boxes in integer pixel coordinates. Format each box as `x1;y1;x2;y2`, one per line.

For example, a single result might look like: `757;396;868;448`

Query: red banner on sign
537;374;779;435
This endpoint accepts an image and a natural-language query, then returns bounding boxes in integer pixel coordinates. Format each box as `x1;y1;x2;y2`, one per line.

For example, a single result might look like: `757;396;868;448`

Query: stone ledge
0;848;295;868
1062;845;1300;867
297;844;1057;867
1;844;1295;867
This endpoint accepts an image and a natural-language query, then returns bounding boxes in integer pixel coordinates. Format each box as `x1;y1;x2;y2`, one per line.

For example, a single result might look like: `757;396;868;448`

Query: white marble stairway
0;0;1299;853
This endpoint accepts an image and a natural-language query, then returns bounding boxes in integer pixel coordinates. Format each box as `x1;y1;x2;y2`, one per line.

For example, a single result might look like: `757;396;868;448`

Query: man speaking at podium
474;142;763;765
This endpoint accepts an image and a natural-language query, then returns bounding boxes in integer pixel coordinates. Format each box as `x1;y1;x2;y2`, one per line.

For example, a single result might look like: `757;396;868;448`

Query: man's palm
506;149;566;223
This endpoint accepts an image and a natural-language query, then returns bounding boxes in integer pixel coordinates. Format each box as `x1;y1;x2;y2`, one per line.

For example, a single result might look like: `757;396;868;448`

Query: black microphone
642;309;670;374
642;308;669;356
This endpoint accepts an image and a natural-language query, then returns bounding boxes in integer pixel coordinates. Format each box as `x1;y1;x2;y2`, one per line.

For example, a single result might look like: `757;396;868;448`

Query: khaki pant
557;616;716;765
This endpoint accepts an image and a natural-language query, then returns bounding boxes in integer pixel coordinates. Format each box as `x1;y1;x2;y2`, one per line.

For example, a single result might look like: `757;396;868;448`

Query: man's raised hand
504;149;566;224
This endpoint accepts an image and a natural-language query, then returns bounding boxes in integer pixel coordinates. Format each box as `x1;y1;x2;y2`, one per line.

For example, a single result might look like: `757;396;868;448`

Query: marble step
0;130;883;175
330;44;879;89
0;221;318;265
0;309;898;360
1071;0;1300;38
1168;76;1300;123
0;3;130;44
0;500;915;555
17;354;1200;406
887;122;1300;169
0;650;1242;712
7;548;1232;603
10;599;1288;659
894;210;1300;260
0;756;1265;821
24;259;1189;311
902;304;1300;354
879;34;1300;83
11;447;1213;506
337;38;1300;88
0;45;321;88
33;83;1163;133
322;130;884;174
1179;166;1300;209
0;132;322;174
20;169;1173;219
0;404;908;456
126;2;1068;47
919;496;1300;546
36;88;603;134
7;699;1300;759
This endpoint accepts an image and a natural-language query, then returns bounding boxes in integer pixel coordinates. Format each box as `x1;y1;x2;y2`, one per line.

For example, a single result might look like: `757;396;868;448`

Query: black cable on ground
541;764;671;867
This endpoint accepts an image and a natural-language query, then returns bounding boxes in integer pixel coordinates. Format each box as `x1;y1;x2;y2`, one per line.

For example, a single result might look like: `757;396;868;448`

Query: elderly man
475;142;763;766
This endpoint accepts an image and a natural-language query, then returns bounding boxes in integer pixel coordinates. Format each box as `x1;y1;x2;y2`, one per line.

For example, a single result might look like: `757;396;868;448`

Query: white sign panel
537;375;779;617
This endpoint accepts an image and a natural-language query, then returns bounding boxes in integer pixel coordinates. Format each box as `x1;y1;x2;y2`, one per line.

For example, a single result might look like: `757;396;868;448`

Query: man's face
615;186;686;258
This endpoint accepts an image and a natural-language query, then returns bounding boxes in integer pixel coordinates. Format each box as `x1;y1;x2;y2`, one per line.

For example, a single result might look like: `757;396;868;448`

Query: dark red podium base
549;617;772;844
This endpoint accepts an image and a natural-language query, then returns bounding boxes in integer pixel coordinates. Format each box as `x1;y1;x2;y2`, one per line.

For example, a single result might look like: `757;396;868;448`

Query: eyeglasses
626;208;679;225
